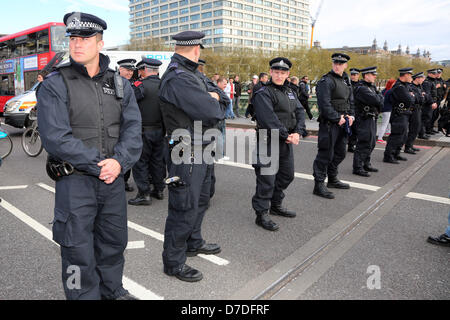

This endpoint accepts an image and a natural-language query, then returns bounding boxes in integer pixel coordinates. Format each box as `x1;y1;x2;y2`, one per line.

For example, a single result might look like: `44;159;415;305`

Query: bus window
37;29;49;53
51;26;69;52
23;33;37;56
0;75;15;96
24;71;38;91
0;42;9;60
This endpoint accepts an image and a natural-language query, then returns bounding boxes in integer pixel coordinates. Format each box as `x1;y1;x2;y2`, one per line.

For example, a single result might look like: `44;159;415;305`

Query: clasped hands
98;159;121;184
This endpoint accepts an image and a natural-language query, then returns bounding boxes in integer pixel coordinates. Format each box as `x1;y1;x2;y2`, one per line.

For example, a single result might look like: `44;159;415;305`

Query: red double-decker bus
0;22;68;113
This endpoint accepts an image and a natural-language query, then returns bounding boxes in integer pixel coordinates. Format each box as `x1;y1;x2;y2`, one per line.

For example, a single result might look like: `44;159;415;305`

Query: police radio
114;69;124;99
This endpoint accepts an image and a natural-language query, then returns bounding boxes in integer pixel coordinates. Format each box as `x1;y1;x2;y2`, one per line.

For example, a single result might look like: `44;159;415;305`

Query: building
324;38;432;62
129;0;310;50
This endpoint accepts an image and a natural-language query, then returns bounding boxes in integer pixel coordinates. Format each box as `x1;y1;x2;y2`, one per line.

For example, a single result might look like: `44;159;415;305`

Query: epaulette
55;59;71;69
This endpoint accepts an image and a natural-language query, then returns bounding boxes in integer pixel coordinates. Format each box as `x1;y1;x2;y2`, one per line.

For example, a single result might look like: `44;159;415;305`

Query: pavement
226;116;450;147
0;121;449;301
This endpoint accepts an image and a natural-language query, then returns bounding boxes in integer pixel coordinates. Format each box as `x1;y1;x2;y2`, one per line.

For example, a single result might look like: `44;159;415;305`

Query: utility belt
360;106;377;118
142;124;162;131
168;135;216;153
394;103;413;115
46;157;76;181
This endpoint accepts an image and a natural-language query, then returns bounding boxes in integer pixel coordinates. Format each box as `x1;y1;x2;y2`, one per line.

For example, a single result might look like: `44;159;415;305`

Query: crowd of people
26;11;450;300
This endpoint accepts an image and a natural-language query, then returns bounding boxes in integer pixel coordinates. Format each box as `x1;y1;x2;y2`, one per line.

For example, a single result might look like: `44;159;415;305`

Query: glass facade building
129;0;310;50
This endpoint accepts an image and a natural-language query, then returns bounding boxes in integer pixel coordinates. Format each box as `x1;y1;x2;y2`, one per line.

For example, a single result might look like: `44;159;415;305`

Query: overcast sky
3;0;450;61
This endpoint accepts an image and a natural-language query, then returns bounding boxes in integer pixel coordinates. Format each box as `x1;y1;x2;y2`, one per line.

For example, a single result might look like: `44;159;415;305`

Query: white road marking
126;241;145;250
406;193;450;205
37;183;55;193
0;185;28;190
0;198;163;300
37;183;230;266
216;161;449;200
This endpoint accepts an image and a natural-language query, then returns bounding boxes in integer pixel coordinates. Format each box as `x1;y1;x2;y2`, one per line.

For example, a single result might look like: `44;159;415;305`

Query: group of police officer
36;12;447;300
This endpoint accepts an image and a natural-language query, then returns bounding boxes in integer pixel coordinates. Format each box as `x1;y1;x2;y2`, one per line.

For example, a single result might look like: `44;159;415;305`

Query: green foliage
125;39;450;85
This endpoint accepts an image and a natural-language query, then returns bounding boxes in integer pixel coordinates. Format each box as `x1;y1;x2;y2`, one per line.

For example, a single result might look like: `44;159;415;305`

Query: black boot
313;181;335;199
363;164;379;172
353;169;370;177
327;176;350;189
128;192;151;206
255;211;279;231
394;154;407;161
347;145;356;153
418;135;429;140
383;157;399;164
270;204;296;218
411;147;420;152
404;147;416;155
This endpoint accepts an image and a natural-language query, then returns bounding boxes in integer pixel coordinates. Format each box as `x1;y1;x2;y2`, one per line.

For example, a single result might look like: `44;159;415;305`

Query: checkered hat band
176;39;202;46
67;21;103;32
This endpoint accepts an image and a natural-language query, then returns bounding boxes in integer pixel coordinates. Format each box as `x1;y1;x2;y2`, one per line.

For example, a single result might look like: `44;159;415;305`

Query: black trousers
252;137;294;213
430;107;440;130
132;129;166;193
421;105;434;134
348;119;357;149
353;116;376;170
162;161;212;272
384;113;409;159
405;108;421;149
313;122;348;182
53;174;128;300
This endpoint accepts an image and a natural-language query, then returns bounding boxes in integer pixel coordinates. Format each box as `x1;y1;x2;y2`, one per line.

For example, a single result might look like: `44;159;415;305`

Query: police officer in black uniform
347;68;360;153
159;31;225;282
352;66;384;177
433;68;446;133
421;69;439;136
128;58;167;206
117;58;138;192
405;72;427;154
313;53;355;199
251;58;307;231
383;68;415;164
37;12;142;300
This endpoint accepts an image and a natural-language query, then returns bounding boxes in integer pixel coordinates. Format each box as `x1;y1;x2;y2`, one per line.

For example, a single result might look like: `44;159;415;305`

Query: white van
3;51;173;129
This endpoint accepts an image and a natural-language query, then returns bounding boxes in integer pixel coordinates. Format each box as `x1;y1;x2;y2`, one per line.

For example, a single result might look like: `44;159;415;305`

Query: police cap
427;68;438;74
437;68;443;74
350;68;360;75
269;57;292;71
360;66;378;75
117;59;136;70
332;53;351;63
412;72;425;79
172;31;205;49
136;58;162;70
198;59;206;66
64;12;107;38
399;67;414;75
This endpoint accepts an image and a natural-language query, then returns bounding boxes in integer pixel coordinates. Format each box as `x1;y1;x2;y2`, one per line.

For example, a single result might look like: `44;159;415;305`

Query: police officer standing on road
37;12;142;300
422;69;439;136
312;53;355;200
117;58;138;192
159;31;225;282
347;68;360;153
405;72;427;154
383;68;415;164
352;67;384;177
128;58;167;206
252;58;307;231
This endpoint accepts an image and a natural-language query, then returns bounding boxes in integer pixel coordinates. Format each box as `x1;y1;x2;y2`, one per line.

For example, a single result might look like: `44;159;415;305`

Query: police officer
422;69;438;136
159;31;225;282
37;12;142;300
434;68;446;131
405;72;427;154
352;67;384;177
347;68;360;153
252;57;307;231
128;58;167;206
117;58;138;192
313;53;355;199
383;68;415;164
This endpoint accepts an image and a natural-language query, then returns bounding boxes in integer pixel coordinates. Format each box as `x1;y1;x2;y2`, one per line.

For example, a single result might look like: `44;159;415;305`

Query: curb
226;122;450;148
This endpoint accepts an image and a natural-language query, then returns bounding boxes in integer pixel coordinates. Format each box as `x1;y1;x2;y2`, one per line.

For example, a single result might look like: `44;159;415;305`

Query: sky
2;0;449;61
